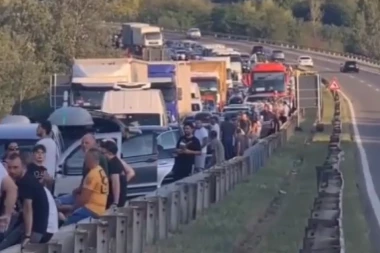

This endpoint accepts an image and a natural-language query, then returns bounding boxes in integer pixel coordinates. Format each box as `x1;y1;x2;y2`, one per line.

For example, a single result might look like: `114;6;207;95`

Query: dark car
251;45;264;54
340;61;359;73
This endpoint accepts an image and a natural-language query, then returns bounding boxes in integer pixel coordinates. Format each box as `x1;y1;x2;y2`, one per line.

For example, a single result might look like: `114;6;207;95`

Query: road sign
329;79;340;90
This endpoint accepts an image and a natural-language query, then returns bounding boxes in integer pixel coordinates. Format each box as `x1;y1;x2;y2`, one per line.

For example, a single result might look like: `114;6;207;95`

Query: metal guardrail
6;115;297;253
299;90;345;252
105;22;380;68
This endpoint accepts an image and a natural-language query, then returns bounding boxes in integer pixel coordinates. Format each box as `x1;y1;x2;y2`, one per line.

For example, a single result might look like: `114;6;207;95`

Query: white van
101;89;168;127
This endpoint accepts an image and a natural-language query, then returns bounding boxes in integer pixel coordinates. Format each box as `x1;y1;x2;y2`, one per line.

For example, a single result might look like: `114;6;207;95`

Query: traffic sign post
329;79;340;91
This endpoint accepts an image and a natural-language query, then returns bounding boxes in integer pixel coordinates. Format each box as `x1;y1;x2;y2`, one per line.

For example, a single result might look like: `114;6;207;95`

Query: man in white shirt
210;117;220;139
193;120;209;172
36;121;58;177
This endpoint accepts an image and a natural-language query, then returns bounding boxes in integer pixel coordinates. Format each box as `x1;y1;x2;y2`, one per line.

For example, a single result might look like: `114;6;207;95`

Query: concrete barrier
299;89;345;253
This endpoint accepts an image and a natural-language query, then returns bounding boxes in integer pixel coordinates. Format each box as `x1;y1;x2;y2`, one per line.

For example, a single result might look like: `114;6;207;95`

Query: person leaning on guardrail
194;120;209;172
235;128;248;156
100;140;127;211
220;116;237;160
172;122;202;181
208;130;225;167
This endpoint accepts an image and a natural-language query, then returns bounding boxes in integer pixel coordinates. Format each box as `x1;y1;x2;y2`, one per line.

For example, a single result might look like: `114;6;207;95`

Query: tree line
0;0;378;117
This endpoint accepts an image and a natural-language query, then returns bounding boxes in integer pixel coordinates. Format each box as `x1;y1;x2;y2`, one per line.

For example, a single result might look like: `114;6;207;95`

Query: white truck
211;48;242;82
121;23;164;59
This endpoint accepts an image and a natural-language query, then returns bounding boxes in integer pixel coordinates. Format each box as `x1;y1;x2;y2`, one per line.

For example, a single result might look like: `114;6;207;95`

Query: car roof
0;123;59;140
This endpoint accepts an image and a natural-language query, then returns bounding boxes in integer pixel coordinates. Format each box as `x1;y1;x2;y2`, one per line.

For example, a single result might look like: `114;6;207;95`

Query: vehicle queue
0;25;299;249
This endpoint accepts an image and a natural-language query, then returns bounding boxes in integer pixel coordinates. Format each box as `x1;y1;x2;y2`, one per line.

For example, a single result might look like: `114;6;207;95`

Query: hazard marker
329;79;340;90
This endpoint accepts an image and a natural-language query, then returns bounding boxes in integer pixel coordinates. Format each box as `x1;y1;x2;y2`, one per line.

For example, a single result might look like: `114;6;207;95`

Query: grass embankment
146;88;372;253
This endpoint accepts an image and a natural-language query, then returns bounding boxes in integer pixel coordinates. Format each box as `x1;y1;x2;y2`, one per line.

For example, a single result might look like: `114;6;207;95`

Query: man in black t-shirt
172;122;201;181
220;116;237;160
26;145;53;189
6;153;52;246
100;140;127;210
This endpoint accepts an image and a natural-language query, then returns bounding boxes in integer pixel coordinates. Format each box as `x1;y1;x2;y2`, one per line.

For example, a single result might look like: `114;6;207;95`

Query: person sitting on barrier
208;130;225;167
172;122;201;181
100;140;127;210
4;153;53;247
220;116;237;160
194;120;209;172
61;148;109;226
56;134;109;216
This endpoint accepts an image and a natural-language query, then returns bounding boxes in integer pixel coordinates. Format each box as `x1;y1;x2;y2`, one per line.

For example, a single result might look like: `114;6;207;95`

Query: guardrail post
48;241;63;253
203;177;210;210
176;183;189;224
187;182;197;220
114;213;128;253
96;219;110;253
131;198;158;245
195;180;204;217
220;166;226;198
74;225;90;253
157;196;168;240
169;190;180;232
214;172;221;202
225;164;231;192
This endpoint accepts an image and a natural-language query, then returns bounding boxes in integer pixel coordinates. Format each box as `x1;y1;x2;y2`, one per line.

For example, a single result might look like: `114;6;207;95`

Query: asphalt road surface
165;32;380;250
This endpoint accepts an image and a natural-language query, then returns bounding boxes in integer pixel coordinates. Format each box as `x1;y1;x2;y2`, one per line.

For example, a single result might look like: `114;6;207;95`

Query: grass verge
147;87;373;253
146;106;327;253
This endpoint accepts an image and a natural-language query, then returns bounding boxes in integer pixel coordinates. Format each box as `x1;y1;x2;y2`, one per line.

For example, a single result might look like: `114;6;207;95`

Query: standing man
100;140;127;209
208;130;225;166
27;145;53;190
172;122;201;181
210;116;220;139
220;116;237;160
36;121;58;177
193;120;209;172
5;153;53;246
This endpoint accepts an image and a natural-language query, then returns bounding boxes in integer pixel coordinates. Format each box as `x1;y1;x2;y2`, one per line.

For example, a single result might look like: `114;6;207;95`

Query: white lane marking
349;75;354;79
376;88;379;92
340;90;380;228
360;80;365;83
368;84;372;87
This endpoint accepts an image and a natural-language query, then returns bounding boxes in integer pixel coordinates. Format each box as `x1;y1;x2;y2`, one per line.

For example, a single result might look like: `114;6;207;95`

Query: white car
186;28;201;39
298;55;314;67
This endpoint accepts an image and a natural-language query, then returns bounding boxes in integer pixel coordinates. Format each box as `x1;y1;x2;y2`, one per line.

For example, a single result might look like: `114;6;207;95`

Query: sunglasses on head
8;147;19;151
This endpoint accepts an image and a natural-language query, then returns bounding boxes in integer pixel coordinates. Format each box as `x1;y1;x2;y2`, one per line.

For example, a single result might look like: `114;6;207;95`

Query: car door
156;129;180;185
121;133;158;197
53;132;122;197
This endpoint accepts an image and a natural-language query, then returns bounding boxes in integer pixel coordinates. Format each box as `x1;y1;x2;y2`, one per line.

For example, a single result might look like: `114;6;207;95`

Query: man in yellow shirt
62;148;109;226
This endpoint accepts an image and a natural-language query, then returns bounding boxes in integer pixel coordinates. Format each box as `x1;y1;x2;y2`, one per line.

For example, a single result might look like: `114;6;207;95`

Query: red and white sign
329;80;340;90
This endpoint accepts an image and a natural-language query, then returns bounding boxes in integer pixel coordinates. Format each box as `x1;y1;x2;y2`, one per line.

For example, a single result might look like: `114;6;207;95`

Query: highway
165;32;380;245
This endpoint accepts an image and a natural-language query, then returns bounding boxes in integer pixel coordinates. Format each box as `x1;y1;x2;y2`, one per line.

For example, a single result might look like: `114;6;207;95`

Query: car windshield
72;88;109;109
151;83;176;102
346;61;356;66
117;114;161;126
251;72;286;92
246;96;270;103
191;78;218;92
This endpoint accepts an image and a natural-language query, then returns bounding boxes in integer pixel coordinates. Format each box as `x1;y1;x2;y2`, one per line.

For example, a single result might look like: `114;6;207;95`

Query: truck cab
249;63;287;97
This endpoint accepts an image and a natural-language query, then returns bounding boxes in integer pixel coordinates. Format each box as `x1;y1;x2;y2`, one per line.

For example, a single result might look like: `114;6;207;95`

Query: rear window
194;113;212;123
191;104;200;111
346;61;356;65
300;56;311;60
246;96;268;103
189;28;200;32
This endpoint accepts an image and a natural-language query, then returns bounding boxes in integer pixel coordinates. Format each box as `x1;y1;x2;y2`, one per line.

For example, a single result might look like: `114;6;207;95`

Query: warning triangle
329;79;340;90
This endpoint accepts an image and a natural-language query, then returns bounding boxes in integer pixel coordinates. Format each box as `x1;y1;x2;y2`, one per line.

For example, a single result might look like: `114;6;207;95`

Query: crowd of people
172;100;292;181
0;101;291;249
0;121;136;249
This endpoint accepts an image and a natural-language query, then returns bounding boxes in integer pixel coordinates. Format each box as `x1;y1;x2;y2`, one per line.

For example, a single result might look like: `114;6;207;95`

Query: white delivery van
101;89;168;127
